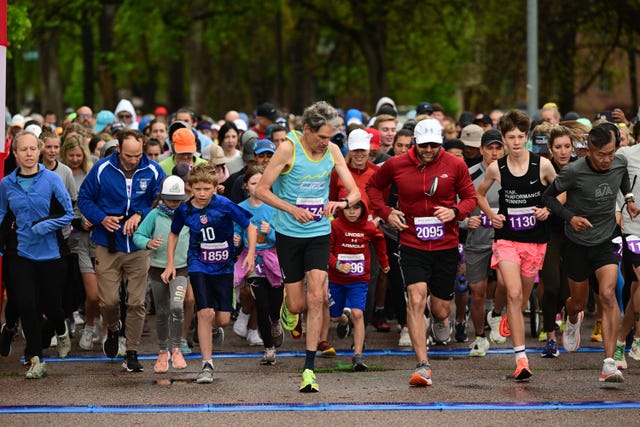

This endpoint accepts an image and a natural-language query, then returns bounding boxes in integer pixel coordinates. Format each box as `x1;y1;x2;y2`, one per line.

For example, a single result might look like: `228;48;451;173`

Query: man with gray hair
256;101;360;393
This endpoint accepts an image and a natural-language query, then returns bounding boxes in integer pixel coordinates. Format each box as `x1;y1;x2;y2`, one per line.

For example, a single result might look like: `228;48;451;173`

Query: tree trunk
98;2;117;110
81;11;95;108
38;34;64;120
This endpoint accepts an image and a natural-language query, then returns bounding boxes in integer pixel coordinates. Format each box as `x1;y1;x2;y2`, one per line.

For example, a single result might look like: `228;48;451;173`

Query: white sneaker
486;311;506;344
398;326;411;347
57;324;71;358
629;338;640;361
79;326;97;351
599;357;624;383
92;317;103;343
246;329;263;346
562;311;583;352
233;311;250;338
50;336;57;347
117;336;127;357
469;336;490;357
73;311;85;327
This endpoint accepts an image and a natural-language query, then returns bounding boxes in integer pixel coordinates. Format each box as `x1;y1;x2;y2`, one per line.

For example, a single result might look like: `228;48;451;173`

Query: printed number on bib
627;235;640;255
200;241;230;264
414;217;444;241
338;253;365;276
480;208;499;228
507;207;536;231
296;197;324;221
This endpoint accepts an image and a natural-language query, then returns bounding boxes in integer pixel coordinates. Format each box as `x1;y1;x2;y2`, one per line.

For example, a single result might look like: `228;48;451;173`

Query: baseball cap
94;110;116;133
241;130;259;161
345;109;363;126
154;106;168;117
460;124;483;148
414;119;444;145
256;102;278;121
254;139;276;155
233;118;248;132
364;128;381;151
416;102;433;115
473;114;492;127
172;128;197;154
161;175;187;201
481;129;504;147
209;144;226;165
347;129;372;151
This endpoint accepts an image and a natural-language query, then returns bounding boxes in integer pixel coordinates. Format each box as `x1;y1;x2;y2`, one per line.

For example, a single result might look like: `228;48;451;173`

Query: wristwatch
451;206;459;218
340;198;350;209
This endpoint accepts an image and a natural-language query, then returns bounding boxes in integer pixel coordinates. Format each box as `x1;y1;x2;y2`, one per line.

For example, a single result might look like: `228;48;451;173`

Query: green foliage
7;2;31;55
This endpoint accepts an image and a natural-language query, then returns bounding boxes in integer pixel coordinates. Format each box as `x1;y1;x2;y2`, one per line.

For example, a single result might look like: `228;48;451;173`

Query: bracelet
340;198;350;208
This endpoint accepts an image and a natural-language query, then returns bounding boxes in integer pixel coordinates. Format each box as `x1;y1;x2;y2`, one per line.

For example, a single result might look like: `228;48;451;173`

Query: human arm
160;231;179;284
542;172;592;231
372;228;390;273
32;175;75;235
366;161;407;230
324;143;361;217
241;223;257;274
133;210;162;250
476;162;505;229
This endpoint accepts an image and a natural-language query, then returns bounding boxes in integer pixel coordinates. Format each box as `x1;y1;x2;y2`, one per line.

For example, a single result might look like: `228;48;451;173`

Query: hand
381;266;390;274
290;205;317;223
491;214;506;229
324;200;345;217
532;206;550;221
467;215;481;229
433;206;456;222
122;213;141;236
101;215;123;232
569;215;593;232
242;251;255;275
161;267;175;284
627;201;640;221
146;236;163;250
337;262;352;274
216;184;225;194
260;220;271;235
387;209;409;231
612;108;628;125
233;235;241;246
372;217;382;228
83;219;93;231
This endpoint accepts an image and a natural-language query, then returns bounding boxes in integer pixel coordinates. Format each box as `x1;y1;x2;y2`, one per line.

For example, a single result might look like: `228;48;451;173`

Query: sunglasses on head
416;142;441;149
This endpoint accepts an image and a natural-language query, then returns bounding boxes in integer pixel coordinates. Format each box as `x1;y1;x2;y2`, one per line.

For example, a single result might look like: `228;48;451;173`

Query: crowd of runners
1;97;640;392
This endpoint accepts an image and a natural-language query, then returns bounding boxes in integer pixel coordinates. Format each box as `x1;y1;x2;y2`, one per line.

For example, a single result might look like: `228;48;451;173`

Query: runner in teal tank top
256;101;360;393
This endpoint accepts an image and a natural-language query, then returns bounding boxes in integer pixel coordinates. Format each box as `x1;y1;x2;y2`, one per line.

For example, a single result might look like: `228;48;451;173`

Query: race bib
338;253;365;276
612;236;623;260
627;235;640;255
480;208;499;228
507;207;536;231
415;217;444;241
199;241;230;264
296;197;324;221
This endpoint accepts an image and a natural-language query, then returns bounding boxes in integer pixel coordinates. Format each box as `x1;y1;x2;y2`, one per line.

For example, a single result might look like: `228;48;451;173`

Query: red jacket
328;205;389;285
366;146;476;251
329;160;379;210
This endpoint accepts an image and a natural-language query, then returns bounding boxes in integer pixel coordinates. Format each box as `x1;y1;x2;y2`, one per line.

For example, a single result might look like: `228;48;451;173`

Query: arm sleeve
371;227;389;270
77;166;107;227
133;210;157;249
366;163;394;221
454;162;477;219
542;179;575;223
33;177;74;235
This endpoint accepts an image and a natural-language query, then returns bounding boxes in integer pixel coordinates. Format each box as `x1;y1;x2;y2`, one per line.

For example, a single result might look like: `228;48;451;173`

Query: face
94;140;105;157
588;140;616;171
433;111;445;123
42;137;61;164
272;130;287;147
145;145;162;161
349;149;369;168
415;142;441;164
377;120;397;148
45;113;57;125
502;128;527;154
550;135;572;167
480;142;504;165
541;110;559;124
490;110;503;128
65;146;85;170
447;148;464;159
163;199;182;209
118;136;143;171
191;182;216;207
255;152;273;166
174;152;194;164
14;134;40;171
393;135;412;156
619;130;629;148
151;123;167;141
304;124;334;154
222;129;239;152
117;110;133;126
463;146;480;160
245;173;262;198
176;112;194;127
76;106;94;128
343;205;363;223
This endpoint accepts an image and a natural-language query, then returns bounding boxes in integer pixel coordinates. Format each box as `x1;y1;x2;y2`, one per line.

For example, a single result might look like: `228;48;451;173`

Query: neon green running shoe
280;293;299;332
299;368;319;393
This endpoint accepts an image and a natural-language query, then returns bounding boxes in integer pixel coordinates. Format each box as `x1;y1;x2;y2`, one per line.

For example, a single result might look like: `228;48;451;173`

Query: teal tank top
272;131;335;238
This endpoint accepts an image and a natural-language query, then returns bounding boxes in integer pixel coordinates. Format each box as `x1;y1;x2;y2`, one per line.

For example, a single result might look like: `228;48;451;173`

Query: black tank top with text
494;153;549;243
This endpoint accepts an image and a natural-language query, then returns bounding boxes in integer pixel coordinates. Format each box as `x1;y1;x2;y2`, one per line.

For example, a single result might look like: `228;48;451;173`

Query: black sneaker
337;309;352;339
455;321;468;343
123;350;144;372
0;323;13;357
103;328;120;359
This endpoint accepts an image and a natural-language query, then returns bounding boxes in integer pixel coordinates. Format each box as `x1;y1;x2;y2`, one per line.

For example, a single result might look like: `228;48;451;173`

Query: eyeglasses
77;114;92;119
416;142;441;149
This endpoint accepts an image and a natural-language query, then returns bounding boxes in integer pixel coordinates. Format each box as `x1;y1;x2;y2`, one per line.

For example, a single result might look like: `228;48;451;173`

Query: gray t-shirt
615;145;640;236
465;162;501;251
552;155;628;245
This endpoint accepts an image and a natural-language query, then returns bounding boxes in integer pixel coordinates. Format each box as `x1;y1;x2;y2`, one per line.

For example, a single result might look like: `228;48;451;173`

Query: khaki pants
95;245;150;351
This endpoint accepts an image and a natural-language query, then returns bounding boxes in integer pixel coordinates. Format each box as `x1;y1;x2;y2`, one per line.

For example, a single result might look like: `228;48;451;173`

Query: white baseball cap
161;175;187;201
414;119;443;144
347;128;372;151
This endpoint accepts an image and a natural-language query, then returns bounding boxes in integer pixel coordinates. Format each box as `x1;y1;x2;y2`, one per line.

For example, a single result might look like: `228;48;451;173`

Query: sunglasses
416;142;441;149
77;113;93;119
426;176;438;196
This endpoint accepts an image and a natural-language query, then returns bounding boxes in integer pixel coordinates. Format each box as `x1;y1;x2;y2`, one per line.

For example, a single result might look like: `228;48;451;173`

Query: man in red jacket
367;118;477;387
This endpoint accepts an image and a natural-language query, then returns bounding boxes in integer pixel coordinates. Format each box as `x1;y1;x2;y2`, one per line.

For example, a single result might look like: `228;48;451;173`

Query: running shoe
171;348;187;370
614;342;628;370
299;368;319;392
213;327;225;347
57;324;71;359
317;340;336;357
409;361;432;386
562;311;583;352
117;336;127;357
469;336;490;357
261;347;277;365
0;323;13;357
290;316;303;340
180;338;192;355
431;317;451;344
271;321;284;348
538;331;547;342
25;356;46;379
372;309;391;332
123;350;144;373
79;326;97;351
486;311;507;344
514;358;532;381
599;357;624;383
455;321;468;343
197;362;214;384
541;339;559;358
154;350;169;373
352;354;368;372
102;326;120;359
629;338;640;361
590;319;603;342
499;315;511;337
280;293;299;332
336;308;352;339
233;310;249;338
398;326;412;347
246;329;263;346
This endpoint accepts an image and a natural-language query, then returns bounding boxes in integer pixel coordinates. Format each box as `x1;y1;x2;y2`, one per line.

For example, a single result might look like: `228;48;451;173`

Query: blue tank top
272;131;334;238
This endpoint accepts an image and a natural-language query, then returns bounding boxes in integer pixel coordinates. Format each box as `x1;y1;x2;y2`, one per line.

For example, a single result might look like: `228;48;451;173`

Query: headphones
598;121;621;147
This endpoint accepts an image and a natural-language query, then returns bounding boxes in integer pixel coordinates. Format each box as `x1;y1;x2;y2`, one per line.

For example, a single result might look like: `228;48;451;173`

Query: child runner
329;200;389;371
162;164;257;384
134;175;190;373
234;166;284;365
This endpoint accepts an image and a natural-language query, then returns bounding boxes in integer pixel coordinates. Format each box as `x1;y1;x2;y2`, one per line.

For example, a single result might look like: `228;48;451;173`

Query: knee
198;309;214;324
599;289;617;307
351;309;363;322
